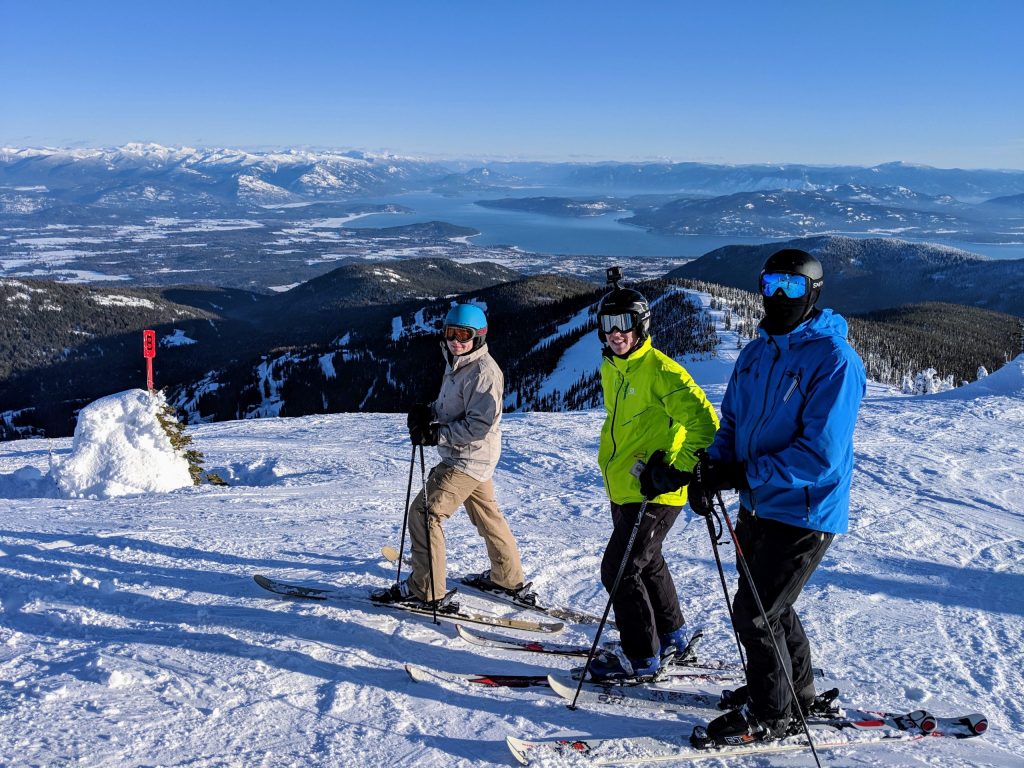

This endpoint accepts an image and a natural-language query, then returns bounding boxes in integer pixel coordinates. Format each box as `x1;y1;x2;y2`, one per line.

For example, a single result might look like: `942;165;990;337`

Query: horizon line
3;142;1024;174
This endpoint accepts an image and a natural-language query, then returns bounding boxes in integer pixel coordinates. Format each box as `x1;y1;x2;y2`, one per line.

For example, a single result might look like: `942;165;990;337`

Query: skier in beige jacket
373;303;531;608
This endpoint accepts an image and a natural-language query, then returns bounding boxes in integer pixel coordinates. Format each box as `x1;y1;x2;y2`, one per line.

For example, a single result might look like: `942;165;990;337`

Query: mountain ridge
667;235;1024;315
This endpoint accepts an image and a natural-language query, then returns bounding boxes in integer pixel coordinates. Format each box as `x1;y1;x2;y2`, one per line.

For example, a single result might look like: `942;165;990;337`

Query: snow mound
935;353;1024;399
211;457;288;486
0;466;57;499
50;389;193;498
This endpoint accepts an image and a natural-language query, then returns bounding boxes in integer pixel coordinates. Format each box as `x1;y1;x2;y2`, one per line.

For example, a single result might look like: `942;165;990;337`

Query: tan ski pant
407;462;525;602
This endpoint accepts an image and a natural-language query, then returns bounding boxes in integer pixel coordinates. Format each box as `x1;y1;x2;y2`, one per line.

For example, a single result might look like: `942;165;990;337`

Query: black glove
409;420;439;446
688;452;748;516
638;450;692;499
407;403;435;445
407;403;433;432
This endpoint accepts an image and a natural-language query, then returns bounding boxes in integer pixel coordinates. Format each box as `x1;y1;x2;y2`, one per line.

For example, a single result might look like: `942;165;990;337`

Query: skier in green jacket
590;270;720;679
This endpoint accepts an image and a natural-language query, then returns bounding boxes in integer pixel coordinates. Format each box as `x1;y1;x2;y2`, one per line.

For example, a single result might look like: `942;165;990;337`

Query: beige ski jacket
432;343;503;482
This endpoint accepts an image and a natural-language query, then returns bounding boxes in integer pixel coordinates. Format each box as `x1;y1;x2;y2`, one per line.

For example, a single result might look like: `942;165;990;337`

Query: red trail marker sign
143;330;156;391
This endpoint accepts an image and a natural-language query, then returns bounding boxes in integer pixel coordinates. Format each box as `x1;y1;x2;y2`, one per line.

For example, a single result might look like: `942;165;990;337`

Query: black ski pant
601;501;685;660
731;507;834;721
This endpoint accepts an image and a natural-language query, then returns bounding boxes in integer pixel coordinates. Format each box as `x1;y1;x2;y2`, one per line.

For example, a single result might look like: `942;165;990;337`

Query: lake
344;192;1024;261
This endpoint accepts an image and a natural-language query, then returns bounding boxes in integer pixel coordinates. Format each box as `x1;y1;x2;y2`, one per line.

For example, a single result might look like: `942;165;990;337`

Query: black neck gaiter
762;295;813;336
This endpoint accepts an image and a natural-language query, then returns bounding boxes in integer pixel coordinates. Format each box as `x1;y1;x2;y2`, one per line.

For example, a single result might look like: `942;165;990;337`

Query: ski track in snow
1;367;1023;764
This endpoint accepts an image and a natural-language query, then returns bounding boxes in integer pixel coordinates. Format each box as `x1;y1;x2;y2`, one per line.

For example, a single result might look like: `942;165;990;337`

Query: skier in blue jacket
689;248;866;747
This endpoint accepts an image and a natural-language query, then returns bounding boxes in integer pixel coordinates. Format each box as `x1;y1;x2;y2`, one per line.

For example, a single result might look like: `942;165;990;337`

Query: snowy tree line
845;303;1020;391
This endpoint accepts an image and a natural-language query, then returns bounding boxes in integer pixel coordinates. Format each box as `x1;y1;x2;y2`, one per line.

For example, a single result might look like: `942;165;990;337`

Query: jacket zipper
783;373;800;403
746;340;780;460
602;362;627;479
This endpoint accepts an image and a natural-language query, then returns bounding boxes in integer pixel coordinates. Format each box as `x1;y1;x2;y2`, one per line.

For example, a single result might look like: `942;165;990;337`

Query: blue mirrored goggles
760;272;809;299
599;312;637;334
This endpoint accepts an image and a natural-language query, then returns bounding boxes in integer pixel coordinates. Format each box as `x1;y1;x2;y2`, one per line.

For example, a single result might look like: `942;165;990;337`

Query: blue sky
3;1;1022;168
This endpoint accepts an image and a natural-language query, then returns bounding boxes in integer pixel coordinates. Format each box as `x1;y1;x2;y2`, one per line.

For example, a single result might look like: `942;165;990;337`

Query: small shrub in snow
156;397;227;486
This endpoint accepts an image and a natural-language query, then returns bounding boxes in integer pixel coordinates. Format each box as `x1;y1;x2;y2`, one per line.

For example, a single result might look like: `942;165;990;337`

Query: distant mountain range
4;145;1024;213
0;145;452;211
479;185;1024;244
3;145;1022;292
553;160;1024;201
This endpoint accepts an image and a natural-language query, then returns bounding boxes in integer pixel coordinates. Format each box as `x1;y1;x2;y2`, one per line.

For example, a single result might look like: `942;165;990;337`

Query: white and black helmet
597;287;651;343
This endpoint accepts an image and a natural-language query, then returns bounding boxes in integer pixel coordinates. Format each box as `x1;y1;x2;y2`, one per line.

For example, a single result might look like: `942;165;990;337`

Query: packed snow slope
1;352;1022;764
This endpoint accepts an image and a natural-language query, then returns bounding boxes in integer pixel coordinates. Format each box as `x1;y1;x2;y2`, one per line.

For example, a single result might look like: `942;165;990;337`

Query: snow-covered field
1;349;1022;766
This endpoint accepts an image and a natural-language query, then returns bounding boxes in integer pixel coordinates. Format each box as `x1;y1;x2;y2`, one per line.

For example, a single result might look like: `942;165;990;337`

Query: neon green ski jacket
599;337;719;506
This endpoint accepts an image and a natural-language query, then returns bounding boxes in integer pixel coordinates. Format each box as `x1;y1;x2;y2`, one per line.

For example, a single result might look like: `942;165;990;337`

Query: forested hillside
4;264;1022;441
675;279;1022;389
668;235;1024;316
847;304;1022;388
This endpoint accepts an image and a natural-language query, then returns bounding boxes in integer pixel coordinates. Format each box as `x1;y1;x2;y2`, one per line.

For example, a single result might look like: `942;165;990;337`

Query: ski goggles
444;325;475;342
760;272;809;299
598;312;637;334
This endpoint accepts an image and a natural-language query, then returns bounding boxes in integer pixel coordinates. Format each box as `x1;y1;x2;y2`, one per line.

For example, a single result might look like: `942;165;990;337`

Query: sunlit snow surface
0;354;1022;765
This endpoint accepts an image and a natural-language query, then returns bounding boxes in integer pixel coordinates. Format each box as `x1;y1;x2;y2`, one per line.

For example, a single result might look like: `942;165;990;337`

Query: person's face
446;336;474;355
606;328;636;356
444;325;475;356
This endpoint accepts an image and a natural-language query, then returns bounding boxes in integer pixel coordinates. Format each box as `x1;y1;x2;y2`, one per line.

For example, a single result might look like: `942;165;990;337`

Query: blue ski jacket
709;308;865;534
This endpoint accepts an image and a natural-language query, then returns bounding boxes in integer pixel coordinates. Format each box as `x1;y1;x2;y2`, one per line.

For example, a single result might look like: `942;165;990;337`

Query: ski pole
715;491;824;768
569;462;650;709
701;501;747;674
420;445;439;625
394;444;417;586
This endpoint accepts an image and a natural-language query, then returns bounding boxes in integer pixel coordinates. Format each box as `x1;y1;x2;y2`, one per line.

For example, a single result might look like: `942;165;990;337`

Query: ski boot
718;683;837;717
801;687;843;718
659;625;703;666
718;684;748;711
370;579;458;611
464;568;538;606
583;651;661;682
658;625;689;658
692;703;792;748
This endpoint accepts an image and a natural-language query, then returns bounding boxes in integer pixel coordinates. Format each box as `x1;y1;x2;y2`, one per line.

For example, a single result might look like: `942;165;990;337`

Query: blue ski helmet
444;303;488;350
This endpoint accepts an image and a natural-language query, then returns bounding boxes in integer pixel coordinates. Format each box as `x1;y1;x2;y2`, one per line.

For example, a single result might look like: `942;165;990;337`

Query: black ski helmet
759;248;824;335
597;287;651;344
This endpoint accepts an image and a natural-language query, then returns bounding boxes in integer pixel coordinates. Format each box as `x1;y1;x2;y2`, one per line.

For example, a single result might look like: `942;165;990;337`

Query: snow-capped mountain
0;144;455;206
556;160;1024;200
623;188;987;239
4;145;1024;211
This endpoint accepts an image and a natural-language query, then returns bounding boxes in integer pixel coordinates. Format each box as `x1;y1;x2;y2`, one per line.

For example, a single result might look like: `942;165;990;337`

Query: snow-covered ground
1;342;1022;766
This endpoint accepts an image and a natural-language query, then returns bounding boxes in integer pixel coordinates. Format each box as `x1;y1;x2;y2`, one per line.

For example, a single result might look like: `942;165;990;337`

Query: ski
404;664;549;689
547;671;728;712
454;624;740;673
401;662;746;697
252;574;564;634
381;545;602;624
507;710;988;765
456;623;596;657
